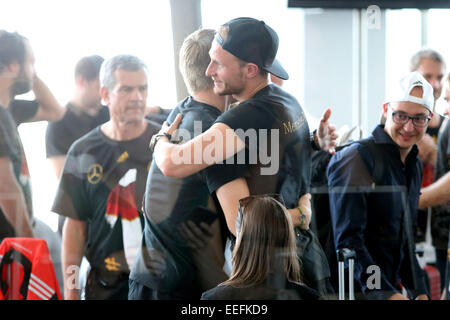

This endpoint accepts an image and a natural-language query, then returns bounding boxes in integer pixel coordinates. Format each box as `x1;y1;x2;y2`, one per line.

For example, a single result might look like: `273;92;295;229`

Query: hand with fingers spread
317;108;339;154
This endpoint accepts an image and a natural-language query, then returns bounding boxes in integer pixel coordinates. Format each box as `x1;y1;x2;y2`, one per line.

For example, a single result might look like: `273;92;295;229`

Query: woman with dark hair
201;194;320;300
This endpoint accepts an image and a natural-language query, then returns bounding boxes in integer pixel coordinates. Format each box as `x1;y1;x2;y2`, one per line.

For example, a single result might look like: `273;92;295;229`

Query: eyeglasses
236;194;285;236
391;111;431;128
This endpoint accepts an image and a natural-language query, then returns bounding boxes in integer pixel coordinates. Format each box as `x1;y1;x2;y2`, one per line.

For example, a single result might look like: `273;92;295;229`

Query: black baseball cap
215;17;289;80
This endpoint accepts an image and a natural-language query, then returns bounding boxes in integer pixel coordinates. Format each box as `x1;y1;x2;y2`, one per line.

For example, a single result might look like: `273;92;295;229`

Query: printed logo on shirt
104;257;121;271
104;168;143;269
87;164;103;184
282;116;305;135
117;151;129;163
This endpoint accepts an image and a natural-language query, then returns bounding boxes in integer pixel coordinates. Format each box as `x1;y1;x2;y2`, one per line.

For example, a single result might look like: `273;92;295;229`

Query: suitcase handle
337;248;355;262
337;248;356;300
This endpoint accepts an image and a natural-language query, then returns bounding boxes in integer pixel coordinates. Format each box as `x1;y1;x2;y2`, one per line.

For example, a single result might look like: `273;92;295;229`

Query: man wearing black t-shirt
45;55;109;238
153;18;337;236
129;29;231;300
52;55;160;300
0;30;65;241
46;55;109;180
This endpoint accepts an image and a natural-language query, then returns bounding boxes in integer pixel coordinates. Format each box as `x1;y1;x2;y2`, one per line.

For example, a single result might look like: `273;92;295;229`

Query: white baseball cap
386;71;434;112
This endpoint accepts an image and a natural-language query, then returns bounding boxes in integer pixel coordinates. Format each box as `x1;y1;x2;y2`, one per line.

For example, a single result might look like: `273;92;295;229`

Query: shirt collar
372;124;419;160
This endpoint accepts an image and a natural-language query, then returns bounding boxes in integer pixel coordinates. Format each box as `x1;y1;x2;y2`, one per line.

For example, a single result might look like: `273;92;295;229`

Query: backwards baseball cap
215;17;289;80
386;71;434;111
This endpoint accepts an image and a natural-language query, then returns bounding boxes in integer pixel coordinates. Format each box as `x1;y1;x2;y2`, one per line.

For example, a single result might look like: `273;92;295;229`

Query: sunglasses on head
238;194;285;210
236;194;285;236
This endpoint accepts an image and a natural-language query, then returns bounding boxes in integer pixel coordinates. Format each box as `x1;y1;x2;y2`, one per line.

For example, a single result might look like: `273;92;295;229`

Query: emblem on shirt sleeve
87;164;103;184
117;151;129;163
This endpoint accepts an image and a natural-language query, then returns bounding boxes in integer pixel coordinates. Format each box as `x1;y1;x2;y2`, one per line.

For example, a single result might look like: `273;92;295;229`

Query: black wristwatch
149;132;172;153
310;129;321;151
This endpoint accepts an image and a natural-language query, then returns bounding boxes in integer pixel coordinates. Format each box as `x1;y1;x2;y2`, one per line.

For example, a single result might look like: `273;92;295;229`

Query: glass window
385;9;422;105
426;9;450;114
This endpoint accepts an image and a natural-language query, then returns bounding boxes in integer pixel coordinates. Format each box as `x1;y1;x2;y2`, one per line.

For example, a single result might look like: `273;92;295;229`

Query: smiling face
383;87;432;158
205;40;247;97
102;69;148;124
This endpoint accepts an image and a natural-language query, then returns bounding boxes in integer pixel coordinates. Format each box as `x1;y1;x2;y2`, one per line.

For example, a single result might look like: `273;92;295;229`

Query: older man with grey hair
52;54;160;300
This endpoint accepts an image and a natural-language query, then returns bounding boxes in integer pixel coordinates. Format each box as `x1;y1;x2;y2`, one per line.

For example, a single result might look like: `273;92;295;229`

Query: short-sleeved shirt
45;103;110;158
52;120;160;278
211;84;311;208
0;100;38;240
130;97;244;297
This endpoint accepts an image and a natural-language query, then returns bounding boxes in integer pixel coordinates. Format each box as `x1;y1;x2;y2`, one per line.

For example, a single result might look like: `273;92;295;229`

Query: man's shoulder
67;127;102;155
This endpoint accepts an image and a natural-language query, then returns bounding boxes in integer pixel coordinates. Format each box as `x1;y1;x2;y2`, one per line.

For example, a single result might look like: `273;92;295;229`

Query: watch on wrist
310;129;321;151
150;132;172;153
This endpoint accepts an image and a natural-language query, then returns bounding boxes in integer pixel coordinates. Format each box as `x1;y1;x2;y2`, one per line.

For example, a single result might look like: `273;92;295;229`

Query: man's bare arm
419;171;450;209
155;115;245;178
62;217;86;300
48;156;66;180
215;178;312;236
0;157;34;237
28;75;65;122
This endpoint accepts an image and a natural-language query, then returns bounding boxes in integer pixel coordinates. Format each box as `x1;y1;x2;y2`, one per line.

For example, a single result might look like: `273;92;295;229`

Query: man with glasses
327;71;431;300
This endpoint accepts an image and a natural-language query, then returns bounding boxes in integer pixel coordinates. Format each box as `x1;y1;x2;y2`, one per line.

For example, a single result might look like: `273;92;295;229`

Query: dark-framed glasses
391;111;431;128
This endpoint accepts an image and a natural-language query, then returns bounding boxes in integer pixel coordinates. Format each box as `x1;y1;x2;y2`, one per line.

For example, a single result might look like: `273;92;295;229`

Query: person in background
419;71;450;294
0;29;66;295
410;49;447;242
328;71;431;300
52;54;160;300
46;55;108;180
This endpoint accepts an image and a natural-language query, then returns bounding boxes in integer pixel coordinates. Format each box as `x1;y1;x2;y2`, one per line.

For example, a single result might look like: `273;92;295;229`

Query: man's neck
192;89;226;113
71;96;101;116
233;76;270;102
0;82;12;108
399;147;411;164
101;119;147;141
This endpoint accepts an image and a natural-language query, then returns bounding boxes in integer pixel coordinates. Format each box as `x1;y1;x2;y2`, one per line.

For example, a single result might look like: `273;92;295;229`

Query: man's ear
75;75;86;87
382;103;389;117
245;63;259;79
4;62;21;78
100;86;109;105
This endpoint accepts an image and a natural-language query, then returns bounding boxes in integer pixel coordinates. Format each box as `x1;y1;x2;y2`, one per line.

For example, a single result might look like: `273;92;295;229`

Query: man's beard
10;69;32;97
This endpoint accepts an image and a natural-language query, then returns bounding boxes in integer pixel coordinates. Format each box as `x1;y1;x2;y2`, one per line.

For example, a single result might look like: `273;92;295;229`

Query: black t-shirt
130;97;244;297
0;100;38;240
211;84;311;208
45;103;110;158
52;121;160;277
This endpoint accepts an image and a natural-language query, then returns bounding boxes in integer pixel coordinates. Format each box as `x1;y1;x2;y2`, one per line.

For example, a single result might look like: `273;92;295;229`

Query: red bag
0;238;62;300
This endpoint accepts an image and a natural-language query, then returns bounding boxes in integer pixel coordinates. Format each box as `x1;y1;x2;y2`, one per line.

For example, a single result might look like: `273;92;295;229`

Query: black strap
0;248;32;299
358;138;385;185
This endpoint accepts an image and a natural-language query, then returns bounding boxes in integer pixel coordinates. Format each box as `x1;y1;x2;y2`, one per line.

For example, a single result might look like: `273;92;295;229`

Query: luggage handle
337;248;355;300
